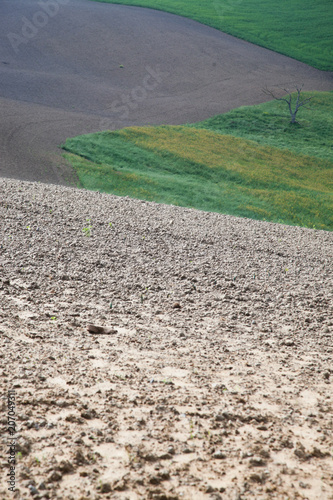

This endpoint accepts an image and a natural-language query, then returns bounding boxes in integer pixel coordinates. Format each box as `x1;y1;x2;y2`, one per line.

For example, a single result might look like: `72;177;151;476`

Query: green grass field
91;0;333;71
194;91;333;161
63;92;333;231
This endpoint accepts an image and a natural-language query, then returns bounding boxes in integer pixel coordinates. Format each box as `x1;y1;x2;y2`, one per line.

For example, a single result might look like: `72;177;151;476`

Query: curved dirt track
0;0;332;184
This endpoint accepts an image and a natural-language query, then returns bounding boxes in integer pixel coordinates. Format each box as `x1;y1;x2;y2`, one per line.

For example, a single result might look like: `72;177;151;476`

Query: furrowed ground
0;178;332;499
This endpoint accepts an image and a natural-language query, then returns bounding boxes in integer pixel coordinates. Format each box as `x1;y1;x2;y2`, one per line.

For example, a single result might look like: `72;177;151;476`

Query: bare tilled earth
0;178;332;500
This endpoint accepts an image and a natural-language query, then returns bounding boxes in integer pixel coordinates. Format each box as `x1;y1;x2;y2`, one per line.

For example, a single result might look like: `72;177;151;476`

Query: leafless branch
262;84;313;123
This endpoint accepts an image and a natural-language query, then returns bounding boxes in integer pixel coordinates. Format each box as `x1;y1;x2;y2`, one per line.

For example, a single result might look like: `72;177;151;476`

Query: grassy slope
63;93;333;231
193;92;333;161
91;0;333;71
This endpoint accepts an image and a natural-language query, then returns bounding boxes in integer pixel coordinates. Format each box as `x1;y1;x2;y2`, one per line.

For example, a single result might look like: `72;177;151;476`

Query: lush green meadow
63;92;333;231
91;0;333;71
194;92;333;161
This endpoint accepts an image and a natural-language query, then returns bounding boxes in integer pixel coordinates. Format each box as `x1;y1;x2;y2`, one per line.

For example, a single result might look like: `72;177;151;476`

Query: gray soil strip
0;178;332;499
0;0;332;184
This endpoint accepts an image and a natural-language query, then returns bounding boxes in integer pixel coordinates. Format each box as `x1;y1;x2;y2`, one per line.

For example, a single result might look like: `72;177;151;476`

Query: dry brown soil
0;178;332;500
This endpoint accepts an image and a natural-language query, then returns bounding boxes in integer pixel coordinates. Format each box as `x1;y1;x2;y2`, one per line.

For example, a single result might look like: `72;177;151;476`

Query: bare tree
263;84;313;124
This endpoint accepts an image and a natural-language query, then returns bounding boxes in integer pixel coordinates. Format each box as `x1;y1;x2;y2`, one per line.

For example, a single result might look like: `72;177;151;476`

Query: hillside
92;0;333;70
1;177;332;499
64;92;333;231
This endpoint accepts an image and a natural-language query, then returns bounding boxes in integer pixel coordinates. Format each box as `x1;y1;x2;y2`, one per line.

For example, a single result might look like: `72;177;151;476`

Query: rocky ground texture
0;178;332;500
